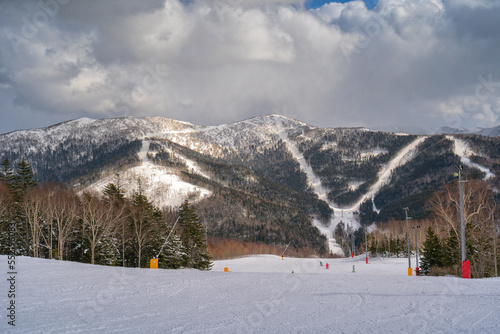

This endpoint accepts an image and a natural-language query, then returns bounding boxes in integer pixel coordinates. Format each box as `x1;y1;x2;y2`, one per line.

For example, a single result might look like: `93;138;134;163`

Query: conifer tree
391;237;401;257
12;158;38;202
178;200;212;270
0;159;15;187
103;182;125;203
161;233;186;269
421;227;443;275
0;160;14;254
130;192;162;268
6;158;38;256
0;182;12;254
442;230;460;270
103;182;128;266
400;237;408;258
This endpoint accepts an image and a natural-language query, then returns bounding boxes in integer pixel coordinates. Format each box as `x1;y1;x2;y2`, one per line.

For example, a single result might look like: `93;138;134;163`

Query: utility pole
350;225;355;258
492;197;498;277
456;165;470;279
412;225;420;275
404;207;412;276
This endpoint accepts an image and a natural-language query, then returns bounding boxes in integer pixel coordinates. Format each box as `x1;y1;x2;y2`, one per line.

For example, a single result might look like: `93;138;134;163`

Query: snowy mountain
375;124;500;137
475;125;500;137
0;115;498;255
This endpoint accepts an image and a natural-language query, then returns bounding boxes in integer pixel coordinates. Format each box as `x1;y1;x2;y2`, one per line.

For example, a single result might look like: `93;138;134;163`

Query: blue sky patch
305;0;378;10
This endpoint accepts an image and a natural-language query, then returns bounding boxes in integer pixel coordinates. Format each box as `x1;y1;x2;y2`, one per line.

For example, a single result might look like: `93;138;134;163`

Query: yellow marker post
408;267;413;276
150;258;158;269
224;267;229;272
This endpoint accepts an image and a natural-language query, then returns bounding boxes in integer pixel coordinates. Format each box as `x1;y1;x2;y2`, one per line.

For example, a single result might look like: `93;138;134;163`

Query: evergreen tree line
367;233;414;258
0;159;212;270
419;227;462;276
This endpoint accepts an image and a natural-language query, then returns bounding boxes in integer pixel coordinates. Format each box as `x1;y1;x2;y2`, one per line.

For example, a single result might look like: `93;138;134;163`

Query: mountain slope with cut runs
0;115;497;255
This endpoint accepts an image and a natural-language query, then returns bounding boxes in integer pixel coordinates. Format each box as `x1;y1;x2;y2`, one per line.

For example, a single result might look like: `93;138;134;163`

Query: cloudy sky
1;0;499;134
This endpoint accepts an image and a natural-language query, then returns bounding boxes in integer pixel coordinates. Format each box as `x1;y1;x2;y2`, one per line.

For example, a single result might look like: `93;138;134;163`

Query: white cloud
0;0;499;133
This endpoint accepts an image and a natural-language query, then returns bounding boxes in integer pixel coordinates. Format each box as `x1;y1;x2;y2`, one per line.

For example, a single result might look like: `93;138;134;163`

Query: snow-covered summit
0;116;194;154
1;114;498;256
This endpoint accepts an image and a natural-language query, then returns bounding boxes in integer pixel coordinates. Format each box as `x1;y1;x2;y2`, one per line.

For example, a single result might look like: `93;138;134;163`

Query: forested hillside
0;115;498;259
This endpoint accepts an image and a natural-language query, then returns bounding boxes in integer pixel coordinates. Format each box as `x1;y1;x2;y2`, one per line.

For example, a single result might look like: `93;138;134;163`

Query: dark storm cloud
0;0;499;134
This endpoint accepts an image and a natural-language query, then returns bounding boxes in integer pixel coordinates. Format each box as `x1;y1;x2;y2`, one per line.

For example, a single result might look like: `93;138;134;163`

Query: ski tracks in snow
9;255;500;334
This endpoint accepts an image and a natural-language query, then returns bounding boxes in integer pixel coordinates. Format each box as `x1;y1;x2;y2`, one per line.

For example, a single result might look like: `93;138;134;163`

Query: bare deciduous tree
428;180;498;277
23;188;45;258
81;191;124;265
41;183;80;260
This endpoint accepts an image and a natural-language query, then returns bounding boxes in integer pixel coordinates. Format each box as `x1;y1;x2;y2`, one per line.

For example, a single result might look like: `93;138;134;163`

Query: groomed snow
1;255;499;333
448;136;495;180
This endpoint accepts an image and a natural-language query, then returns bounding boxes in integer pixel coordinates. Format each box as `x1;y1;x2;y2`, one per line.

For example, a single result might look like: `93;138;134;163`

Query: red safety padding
462;260;471;279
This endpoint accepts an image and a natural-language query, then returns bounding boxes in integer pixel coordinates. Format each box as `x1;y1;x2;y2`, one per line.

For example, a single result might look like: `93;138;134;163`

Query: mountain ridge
1;114;498;255
3;114;498;138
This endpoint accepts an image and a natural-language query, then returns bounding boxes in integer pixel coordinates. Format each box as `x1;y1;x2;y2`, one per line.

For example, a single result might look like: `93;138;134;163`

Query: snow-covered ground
448;136;495;180
1;255;499;333
88;140;212;208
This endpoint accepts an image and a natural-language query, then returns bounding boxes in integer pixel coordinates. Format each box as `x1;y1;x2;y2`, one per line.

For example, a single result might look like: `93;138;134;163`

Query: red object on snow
326;263;329;269
366;257;368;264
462;260;471;279
351;252;354;258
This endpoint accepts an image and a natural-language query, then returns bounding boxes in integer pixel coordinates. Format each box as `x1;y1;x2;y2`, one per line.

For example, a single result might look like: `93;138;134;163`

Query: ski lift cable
156;216;180;258
281;241;292;257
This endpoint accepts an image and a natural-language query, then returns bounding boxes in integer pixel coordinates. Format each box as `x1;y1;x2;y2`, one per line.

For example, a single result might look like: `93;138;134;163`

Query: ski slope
2;255;499;333
448;136;495;180
279;125;426;254
88;140;212;208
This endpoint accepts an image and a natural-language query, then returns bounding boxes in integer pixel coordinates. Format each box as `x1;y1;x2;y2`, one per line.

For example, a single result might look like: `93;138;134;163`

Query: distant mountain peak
373;124;500;137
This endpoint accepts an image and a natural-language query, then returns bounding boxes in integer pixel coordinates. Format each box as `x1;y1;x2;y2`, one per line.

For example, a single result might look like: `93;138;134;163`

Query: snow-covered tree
161;233;186;269
0;158;15;187
178;200;212;270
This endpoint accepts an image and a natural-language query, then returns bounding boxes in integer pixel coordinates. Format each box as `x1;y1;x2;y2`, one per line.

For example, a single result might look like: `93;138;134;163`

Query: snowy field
1;255;499;334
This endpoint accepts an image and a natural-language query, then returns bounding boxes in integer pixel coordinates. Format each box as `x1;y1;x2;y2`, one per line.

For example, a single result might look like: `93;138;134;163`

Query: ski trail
275;118;344;253
447;136;494;180
137;139;151;165
276;117;426;254
275;121;330;203
347;136;427;211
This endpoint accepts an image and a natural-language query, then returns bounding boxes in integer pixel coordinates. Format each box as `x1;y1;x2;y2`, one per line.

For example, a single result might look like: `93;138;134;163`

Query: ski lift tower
455;165;470;279
404;207;412;276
